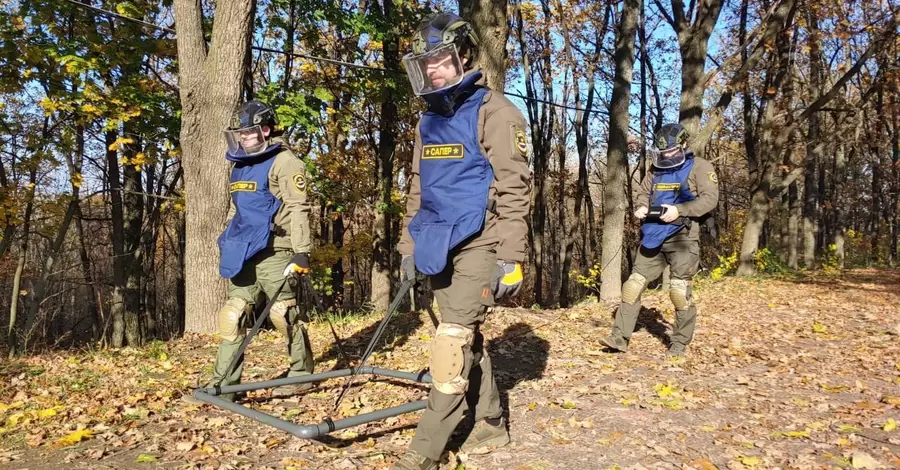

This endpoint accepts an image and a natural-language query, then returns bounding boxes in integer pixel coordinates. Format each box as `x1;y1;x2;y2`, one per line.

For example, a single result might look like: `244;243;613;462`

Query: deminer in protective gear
600;123;720;356
391;11;532;470
182;100;316;404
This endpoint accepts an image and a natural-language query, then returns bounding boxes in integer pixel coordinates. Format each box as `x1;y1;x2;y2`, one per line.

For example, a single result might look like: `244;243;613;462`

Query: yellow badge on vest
230;181;257;192
422;144;464;159
654;182;681;191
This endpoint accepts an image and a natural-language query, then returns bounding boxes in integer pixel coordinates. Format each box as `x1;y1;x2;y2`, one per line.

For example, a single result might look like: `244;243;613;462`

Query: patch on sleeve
512;125;529;157
707;171;719;184
292;173;307;192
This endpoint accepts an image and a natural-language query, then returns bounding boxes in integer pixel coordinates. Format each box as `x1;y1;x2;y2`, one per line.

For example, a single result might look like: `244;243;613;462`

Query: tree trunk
787;181;800;268
458;0;510;91
22;198;78;350
173;0;255;333
0;158;15;262
370;0;399;313
600;0;640;301
655;0;724;154
802;3;823;268
8;167;37;357
106;129;127;347
331;213;345;308
122;134;145;346
514;1;553;306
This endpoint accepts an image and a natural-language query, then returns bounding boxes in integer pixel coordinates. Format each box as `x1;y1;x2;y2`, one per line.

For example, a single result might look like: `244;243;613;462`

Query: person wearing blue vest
391;11;532;470
182;101;316;405
601;123;719;357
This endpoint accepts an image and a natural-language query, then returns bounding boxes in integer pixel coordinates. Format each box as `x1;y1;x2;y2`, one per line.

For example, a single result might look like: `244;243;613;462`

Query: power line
60;0;611;115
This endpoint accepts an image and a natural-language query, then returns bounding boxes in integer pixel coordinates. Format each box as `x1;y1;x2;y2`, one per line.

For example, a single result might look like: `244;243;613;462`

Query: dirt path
2;270;899;469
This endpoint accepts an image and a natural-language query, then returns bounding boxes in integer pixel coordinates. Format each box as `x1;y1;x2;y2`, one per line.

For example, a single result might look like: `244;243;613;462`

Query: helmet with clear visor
223;101;278;156
402;12;479;96
649;123;690;169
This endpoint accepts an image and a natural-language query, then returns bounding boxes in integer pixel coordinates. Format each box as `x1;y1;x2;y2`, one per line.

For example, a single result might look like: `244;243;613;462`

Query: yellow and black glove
492;260;523;301
282;253;311;277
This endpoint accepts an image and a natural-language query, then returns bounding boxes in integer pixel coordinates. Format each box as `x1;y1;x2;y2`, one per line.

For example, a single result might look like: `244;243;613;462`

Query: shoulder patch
292;173;307;192
515;129;528;156
707;171;718;184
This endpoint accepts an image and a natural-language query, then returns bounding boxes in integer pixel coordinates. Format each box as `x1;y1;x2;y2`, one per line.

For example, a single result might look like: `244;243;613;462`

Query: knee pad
430;323;474;395
669;279;692;310
269;298;296;338
622;273;647;304
218;298;250;341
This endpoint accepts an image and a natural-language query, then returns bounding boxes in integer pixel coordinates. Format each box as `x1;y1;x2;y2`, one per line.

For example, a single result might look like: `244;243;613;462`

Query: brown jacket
635;155;719;240
225;137;313;254
397;71;532;262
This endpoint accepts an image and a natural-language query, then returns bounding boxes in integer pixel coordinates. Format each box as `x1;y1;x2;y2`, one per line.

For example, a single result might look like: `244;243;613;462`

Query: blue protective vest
217;144;283;278
407;79;493;275
640;157;696;249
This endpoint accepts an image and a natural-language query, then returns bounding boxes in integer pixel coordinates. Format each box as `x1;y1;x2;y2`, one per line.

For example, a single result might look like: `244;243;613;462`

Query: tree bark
8;166;37;357
514;1;554;305
600;0;640;301
652;0;724;154
458;0;510;91
370;0;398;313
558;1;606;305
173;0;255;333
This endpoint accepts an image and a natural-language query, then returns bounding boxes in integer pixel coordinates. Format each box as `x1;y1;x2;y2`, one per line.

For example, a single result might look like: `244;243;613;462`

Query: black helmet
411;12;479;63
224;100;278;156
228;100;277;131
650;123;691;169
653;123;689;152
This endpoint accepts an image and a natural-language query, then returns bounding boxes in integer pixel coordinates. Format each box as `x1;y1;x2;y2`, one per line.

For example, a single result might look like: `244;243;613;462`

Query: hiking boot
600;334;628;352
460;417;510;454
270;382;315;398
181;382;241;405
390;450;438;470
667;342;687;356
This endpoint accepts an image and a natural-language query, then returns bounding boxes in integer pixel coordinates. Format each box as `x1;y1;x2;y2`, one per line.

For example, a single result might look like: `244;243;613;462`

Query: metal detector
189;276;432;439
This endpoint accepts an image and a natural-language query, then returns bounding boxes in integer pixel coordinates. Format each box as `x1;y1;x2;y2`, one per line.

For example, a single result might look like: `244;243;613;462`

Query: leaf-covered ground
2;269;899;470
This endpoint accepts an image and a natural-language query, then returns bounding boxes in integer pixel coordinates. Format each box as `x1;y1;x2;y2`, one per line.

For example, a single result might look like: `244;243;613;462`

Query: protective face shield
649;123;690;169
649;144;687;169
402;43;466;96
224;125;268;156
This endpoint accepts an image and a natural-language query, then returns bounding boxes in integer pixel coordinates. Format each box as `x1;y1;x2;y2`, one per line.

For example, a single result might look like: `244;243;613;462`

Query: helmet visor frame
402;43;465;96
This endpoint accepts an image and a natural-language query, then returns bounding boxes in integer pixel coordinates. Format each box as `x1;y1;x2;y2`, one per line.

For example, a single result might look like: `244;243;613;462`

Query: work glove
283;253;310;277
400;255;417;284
492;260;523;301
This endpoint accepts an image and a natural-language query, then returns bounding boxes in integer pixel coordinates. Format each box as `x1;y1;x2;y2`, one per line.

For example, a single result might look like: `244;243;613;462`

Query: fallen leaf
883;418;896;432
851;452;884;469
882;396;900;406
175;441;194;451
739;455;761;467
55;429;94;447
687;458;719;470
136;453;157;463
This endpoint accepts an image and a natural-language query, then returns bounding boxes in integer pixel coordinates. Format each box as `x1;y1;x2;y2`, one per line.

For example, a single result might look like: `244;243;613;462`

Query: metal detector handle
217;277;289;388
330;277;416;414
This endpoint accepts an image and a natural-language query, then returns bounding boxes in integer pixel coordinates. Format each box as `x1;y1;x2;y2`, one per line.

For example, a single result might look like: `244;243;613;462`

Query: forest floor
1;269;899;470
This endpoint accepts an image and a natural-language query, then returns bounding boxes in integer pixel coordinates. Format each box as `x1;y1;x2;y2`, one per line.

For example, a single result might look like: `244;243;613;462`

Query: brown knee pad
430;322;475;395
218;298;250;342
669;279;692;310
269;298;297;338
622;273;648;304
